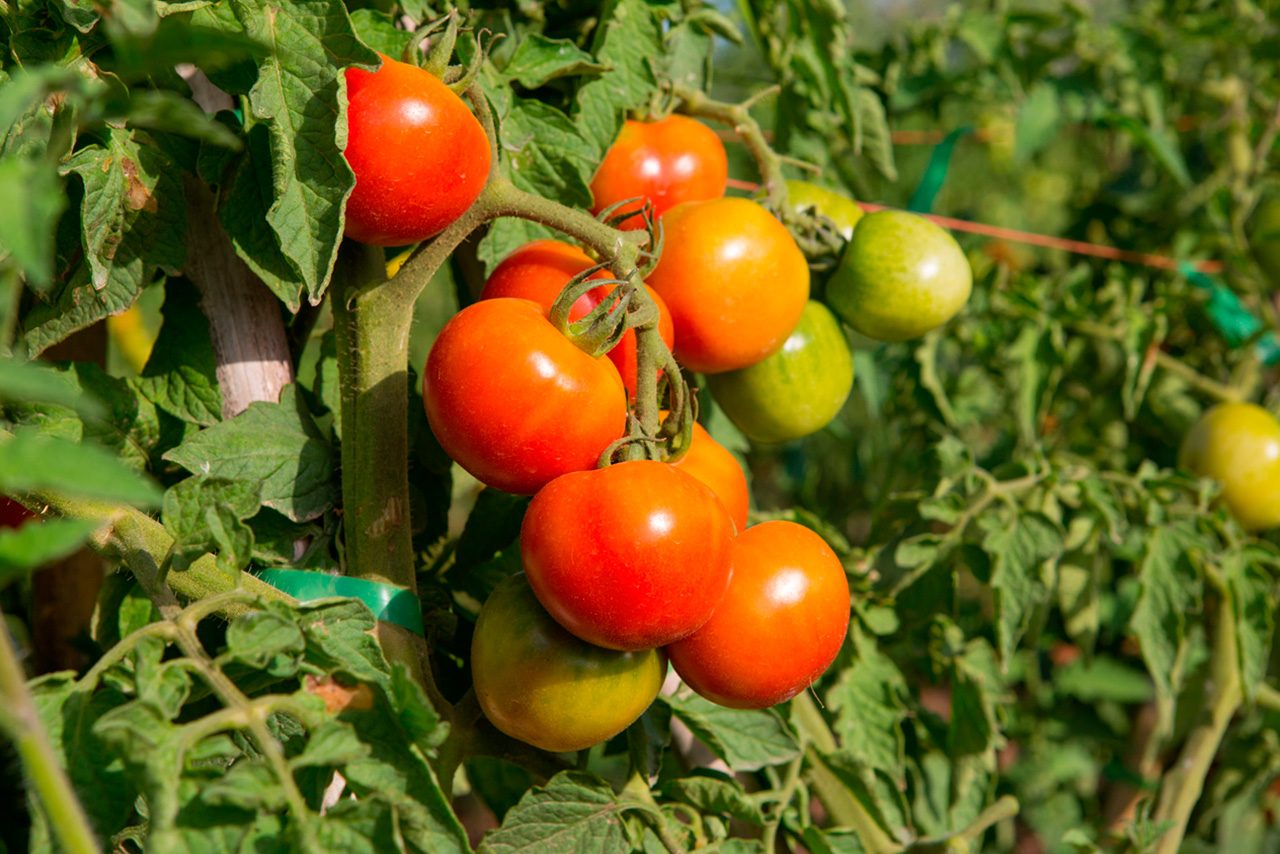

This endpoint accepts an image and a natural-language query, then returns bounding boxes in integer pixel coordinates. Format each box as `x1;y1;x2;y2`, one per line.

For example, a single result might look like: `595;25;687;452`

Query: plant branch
1150;591;1243;854
0;601;103;854
670;82;787;208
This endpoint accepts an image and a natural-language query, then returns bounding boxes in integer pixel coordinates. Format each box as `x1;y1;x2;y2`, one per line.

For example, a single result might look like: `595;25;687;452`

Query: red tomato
520;460;736;650
479;240;676;401
646;198;809;374
343;54;490;246
590;115;728;230
422;299;626;495
0;495;35;529
666;521;850;709
665;418;749;533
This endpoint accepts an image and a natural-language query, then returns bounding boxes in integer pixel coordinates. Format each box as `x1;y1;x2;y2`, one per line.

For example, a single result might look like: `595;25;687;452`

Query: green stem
1255;681;1280;712
671;82;788;208
0;601;103;854
1150;591;1242;854
763;753;805;854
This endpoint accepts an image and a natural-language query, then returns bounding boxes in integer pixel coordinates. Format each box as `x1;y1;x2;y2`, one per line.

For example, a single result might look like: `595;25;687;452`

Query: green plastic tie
1177;261;1280;365
907;125;973;214
256;569;425;636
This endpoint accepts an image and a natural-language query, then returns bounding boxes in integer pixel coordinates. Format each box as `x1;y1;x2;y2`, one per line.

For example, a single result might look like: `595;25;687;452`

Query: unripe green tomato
471;573;667;753
827;209;972;342
1179;402;1280;532
706;301;853;443
1248;197;1280;290
786;180;863;239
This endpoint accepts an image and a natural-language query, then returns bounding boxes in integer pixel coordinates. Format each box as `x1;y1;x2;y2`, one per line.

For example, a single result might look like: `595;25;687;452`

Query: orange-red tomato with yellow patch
666;521;850;709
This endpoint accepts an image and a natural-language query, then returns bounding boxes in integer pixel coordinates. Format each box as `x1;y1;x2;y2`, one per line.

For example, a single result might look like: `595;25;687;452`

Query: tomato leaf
161;475;261;575
501;35;608;89
979;510;1063;662
661;770;764;825
0;517;100;586
137;278;224;426
0;154;66;290
661;692;800;772
479;771;631;854
0;429;162;507
826;626;908;778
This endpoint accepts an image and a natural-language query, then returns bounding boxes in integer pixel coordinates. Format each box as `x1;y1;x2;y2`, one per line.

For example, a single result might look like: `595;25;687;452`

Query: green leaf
1101;114;1191;188
855;88;896;182
662;691;801;771
1053;656;1154;704
223;609;307;677
1015;84;1061;163
1225;546;1275;704
0;429;162;507
826;626;907;775
627;702;671;784
479;771;631;854
348;9;414;58
1129;523;1205;719
573;0;664;156
0;517;100;585
498;95;597;209
0;355;105;413
137;279;223;426
163;384;337;522
980;510;1063;662
227;0;379;306
501;34;608;89
0;155;66;288
948;637;1007;759
467;757;535;824
661;770;764;825
162;476;261;574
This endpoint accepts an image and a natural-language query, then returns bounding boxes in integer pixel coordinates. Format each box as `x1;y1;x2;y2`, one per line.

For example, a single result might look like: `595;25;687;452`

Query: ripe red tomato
343;54;491;246
666;521;850;709
521;460;736;651
472;573;667;753
422;298;626;495
646;198;809;374
667;419;749;533
590;115;728;230
479;240;676;400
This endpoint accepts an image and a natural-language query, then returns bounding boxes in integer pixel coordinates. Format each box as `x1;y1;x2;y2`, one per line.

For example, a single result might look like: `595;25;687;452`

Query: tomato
422;299;626;495
521;460;736;650
0;495;35;529
472;573;666;753
646;198;809;374
479;240;676;401
706;301;853;443
590;115;727;230
666;521;850;709
343;54;491;246
786;180;863;240
1179;402;1280;532
666;417;750;533
827;209;972;342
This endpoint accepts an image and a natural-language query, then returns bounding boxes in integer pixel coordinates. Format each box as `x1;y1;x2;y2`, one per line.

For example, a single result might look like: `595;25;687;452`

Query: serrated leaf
162;475;260;574
980;510;1062;662
223;608;305;677
0;154;66;288
826;627;907;775
479;771;631;854
163;384;336;522
573;0;664;156
501;34;607;89
227;0;379;306
661;770;764;825
0;429;162;507
1129;523;1205;720
662;691;800;771
949;638;1007;759
137;278;223;426
854;87;896;181
499;96;597;209
0;517;100;585
1225;546;1275;704
348;9;414;57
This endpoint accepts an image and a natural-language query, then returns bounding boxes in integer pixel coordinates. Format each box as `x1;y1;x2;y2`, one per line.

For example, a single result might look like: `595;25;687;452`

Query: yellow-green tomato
827;209;972;342
1179;402;1280;532
706;301;853;443
786;180;863;239
471;573;667;753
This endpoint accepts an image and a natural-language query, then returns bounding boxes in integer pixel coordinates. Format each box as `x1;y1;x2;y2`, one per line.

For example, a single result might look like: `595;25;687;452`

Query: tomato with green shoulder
786;180;863;239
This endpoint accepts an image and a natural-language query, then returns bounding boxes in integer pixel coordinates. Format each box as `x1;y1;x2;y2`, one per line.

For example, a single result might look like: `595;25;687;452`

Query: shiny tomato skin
590;115;728;230
472;573;667;753
646;198;810;374
343;54;490;246
1179;402;1280;532
670;420;750;533
521;460;736;651
422;298;626;495
666;521;850;709
479;240;676;400
706;301;854;444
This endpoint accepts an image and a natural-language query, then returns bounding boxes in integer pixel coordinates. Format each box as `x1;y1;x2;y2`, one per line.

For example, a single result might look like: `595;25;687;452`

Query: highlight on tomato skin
665;520;851;710
589;114;728;230
342;53;491;246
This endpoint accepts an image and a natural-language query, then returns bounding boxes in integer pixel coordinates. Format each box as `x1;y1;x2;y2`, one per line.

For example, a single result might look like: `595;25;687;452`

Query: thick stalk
1150;591;1242;854
671;83;788;207
0;601;103;854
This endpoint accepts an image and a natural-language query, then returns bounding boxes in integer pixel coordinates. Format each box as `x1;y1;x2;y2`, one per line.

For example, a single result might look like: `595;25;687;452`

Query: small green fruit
786;180;864;239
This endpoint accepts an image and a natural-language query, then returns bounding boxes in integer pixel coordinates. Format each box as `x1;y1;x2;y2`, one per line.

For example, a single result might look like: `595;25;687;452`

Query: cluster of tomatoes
342;55;973;752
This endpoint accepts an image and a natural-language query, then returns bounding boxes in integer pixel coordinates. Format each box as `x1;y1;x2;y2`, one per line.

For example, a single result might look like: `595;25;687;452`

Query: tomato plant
826;209;972;342
666;521;850;709
787;179;863;239
1179;402;1280;532
421;298;626;495
646;198;809;374
471;573;667;753
343;53;491;246
589;114;728;229
706;301;853;444
520;460;735;650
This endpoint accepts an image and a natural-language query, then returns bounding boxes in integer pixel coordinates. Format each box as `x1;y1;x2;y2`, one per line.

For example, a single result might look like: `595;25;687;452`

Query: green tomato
786;180;863;239
1179;402;1280;532
471;573;667;753
1248;197;1280;290
827;209;972;342
706;301;853;443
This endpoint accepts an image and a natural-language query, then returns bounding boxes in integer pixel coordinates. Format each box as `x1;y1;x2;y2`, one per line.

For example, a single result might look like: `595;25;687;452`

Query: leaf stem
0;601;103;854
670;83;788;209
